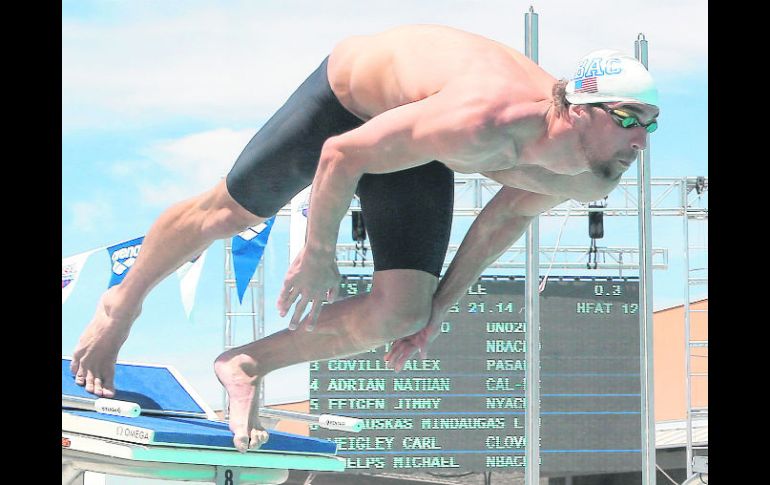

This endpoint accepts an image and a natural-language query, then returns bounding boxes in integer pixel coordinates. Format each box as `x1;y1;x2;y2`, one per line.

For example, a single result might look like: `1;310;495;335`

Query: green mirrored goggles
591;104;658;133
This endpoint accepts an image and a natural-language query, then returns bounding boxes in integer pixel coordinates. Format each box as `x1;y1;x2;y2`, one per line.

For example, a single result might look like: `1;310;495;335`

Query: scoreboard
309;276;642;476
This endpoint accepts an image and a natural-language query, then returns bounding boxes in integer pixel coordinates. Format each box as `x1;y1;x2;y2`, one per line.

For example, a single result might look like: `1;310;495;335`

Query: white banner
176;250;208;320
62;249;99;304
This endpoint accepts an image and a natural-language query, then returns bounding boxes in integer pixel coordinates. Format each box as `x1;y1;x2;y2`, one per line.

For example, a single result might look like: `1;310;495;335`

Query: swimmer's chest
439;121;616;200
439;129;520;174
481;164;618;202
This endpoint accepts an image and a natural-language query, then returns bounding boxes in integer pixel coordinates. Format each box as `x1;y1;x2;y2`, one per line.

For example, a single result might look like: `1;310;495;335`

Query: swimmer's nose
630;129;648;151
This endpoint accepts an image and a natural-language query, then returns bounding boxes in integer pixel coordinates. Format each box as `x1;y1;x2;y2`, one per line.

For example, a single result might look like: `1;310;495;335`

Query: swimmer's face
579;102;660;179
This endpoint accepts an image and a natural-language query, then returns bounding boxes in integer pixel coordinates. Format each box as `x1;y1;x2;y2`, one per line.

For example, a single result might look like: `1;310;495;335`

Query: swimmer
70;24;659;452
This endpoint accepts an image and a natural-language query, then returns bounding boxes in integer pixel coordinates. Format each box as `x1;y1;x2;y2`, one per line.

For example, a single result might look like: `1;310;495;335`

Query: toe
85;370;95;394
93;377;104;396
93;376;115;398
249;428;269;449
102;372;116;398
233;434;249;453
70;359;80;375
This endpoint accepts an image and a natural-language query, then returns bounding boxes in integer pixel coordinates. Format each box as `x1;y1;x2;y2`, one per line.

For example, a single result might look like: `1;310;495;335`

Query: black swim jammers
225;57;454;277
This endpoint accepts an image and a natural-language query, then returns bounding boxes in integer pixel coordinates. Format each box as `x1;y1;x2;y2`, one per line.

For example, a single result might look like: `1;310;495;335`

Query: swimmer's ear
567;103;593;124
569;103;591;116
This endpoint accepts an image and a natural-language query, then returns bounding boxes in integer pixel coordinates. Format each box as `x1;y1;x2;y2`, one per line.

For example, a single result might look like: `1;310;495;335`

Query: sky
61;2;708;473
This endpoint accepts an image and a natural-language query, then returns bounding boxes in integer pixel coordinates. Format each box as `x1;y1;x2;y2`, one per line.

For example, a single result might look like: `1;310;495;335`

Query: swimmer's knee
394;307;432;339
362;270;438;341
199;180;265;239
371;295;432;341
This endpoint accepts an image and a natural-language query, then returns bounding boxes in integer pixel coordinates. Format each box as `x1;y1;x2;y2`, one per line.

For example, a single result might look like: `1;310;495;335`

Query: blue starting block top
61;358;338;455
62;358;206;415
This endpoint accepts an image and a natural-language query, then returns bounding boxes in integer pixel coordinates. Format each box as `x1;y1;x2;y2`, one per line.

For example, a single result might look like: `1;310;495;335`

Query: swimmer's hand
384;317;442;372
70;287;139;397
278;245;340;331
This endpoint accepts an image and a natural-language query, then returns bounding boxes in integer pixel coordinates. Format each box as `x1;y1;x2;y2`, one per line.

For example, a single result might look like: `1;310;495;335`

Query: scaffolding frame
222;239;266;414
222;176;706;472
271;176;708;219
335;243;668;270
681;178;709;478
220;10;706;478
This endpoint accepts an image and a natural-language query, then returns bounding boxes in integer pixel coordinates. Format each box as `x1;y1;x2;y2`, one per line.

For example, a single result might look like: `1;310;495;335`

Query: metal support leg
635;35;656;485
62;462;85;485
524;8;541;485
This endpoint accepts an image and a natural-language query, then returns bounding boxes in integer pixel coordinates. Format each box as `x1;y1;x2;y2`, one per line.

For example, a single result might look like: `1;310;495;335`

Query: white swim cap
565;49;658;106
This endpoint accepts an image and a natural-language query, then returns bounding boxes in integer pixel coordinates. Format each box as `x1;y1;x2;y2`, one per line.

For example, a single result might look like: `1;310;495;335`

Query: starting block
62;358;350;484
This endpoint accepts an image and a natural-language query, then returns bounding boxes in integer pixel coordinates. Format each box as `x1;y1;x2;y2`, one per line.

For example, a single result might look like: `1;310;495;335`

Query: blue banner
233;217;275;303
107;236;144;288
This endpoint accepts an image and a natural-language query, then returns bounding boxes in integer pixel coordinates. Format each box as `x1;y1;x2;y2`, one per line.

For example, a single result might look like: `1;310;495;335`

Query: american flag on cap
574;77;598;94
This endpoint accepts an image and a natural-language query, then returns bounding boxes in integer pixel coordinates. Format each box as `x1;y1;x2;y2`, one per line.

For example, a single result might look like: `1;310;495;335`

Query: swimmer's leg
214;269;437;452
71;56;361;398
71;179;263;397
217;154;452;452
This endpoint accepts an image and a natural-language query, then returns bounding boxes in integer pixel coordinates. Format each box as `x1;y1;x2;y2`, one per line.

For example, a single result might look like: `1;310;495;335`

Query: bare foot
70;287;140;398
214;351;270;452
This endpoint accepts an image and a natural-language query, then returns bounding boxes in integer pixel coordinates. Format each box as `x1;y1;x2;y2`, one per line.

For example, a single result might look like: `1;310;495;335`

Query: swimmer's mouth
618;159;632;167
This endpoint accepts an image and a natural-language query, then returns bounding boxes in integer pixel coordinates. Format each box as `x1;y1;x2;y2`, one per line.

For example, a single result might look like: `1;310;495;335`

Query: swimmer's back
327;24;556;120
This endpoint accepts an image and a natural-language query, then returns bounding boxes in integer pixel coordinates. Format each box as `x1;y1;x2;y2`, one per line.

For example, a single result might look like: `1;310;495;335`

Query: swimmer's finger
383;343;398;364
279;277;292;301
386;340;415;372
278;278;297;314
383;350;397;369
305;297;324;331
385;337;407;358
392;338;413;356
394;346;419;372
386;346;406;370
289;296;310;331
279;287;299;316
419;345;429;360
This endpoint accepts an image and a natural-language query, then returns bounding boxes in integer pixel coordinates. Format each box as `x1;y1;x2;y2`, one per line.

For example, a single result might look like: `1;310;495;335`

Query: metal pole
635;34;656;485
258;261;266;409
524;7;541;485
223;240;230;414
682;179;693;476
259;262;265;341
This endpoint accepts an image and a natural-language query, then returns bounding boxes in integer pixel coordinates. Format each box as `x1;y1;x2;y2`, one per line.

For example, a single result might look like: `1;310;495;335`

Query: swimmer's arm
304;81;500;255
430;187;566;315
